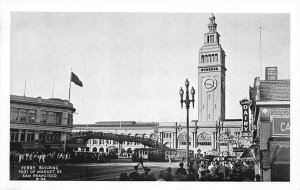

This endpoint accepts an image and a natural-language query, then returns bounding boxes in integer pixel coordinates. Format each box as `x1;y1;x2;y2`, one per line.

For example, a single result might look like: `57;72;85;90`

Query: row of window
163;133;172;138
10;108;73;125
180;142;191;145
11;129;34;142
179;142;212;146
201;54;218;63
218;143;229;146
201;67;218;72
197;142;212;146
10;129;61;142
40;111;62;125
207;35;215;43
208;26;216;33
87;139;141;146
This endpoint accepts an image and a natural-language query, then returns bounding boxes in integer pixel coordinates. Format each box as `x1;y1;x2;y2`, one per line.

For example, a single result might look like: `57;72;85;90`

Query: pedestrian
157;171;165;181
216;161;229;180
129;165;140;181
175;163;187;181
198;164;205;177
164;167;174;181
255;174;261;181
140;167;152;181
119;173;129;181
137;155;144;169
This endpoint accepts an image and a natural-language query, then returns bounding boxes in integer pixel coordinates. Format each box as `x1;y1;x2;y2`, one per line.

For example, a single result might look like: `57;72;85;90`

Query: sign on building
271;116;290;137
240;99;252;133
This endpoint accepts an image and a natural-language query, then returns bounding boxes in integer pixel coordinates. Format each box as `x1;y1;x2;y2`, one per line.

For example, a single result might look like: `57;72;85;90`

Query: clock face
203;78;217;91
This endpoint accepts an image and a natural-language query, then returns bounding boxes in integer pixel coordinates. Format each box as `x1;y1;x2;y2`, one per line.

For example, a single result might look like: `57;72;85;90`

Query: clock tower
198;14;226;122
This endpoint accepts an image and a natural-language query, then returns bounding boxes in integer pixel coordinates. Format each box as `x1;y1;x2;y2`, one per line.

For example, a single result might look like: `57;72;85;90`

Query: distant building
10;95;75;152
73;119;247;158
265;67;278;81
249;76;290;181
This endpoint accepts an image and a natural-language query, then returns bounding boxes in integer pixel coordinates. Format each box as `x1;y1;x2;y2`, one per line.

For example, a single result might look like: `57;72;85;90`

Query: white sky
10;13;290;124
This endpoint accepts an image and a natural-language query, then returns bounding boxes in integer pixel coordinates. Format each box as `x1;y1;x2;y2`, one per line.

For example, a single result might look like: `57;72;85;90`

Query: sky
10;13;290;124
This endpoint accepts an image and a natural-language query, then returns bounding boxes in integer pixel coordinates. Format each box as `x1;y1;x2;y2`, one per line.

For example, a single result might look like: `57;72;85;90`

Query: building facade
73;119;247;158
249;75;290;181
10;95;76;152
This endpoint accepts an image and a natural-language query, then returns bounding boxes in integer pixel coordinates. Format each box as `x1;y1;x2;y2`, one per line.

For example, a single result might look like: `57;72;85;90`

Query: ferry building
72;14;250;157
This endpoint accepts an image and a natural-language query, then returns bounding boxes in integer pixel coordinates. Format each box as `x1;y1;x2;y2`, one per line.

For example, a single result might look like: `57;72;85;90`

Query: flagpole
52;80;54;98
259;26;262;78
23;79;26;97
68;69;72;102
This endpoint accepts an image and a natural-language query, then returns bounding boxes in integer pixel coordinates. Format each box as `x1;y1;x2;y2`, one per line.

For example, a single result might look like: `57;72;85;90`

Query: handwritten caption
18;165;62;180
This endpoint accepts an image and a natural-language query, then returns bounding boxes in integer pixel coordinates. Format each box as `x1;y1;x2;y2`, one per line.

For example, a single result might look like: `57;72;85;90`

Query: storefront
249;77;290;181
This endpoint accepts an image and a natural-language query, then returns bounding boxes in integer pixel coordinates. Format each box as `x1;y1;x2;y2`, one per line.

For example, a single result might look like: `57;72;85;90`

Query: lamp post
215;117;223;155
175;125;182;150
179;78;195;168
224;127;231;157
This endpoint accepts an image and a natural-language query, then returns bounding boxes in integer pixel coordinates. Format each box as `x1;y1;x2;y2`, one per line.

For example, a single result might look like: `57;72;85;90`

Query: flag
71;72;83;87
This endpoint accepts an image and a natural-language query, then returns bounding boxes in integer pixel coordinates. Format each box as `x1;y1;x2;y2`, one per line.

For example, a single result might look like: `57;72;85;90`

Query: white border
1;0;300;190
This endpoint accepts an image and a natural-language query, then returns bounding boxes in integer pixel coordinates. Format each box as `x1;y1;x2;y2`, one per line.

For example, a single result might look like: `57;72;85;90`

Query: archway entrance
92;147;98;152
127;148;132;158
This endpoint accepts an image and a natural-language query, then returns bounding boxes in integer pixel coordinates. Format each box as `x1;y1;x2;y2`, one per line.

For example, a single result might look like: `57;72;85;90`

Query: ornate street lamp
216;117;223;155
225;126;234;157
179;78;195;168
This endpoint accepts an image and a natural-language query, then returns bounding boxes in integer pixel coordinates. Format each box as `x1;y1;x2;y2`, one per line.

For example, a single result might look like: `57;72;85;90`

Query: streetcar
175;149;195;161
132;148;177;162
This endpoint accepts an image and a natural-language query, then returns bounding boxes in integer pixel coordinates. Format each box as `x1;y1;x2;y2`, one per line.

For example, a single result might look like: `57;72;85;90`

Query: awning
239;144;259;158
270;141;290;164
240;149;254;158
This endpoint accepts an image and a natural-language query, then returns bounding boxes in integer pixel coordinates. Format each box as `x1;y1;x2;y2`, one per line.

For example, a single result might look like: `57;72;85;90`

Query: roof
10;95;75;112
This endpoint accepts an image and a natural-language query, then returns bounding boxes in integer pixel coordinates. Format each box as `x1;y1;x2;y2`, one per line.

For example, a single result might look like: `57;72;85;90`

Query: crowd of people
10;150;116;165
119;158;260;181
11;149;260;181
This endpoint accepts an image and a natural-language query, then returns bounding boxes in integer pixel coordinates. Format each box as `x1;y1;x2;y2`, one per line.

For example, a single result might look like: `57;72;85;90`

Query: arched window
215;54;218;62
197;132;212;146
99;147;104;152
212;54;215;62
201;55;204;63
207;36;209;43
178;133;192;146
209;55;212;62
205;55;208;63
92;147;98;152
